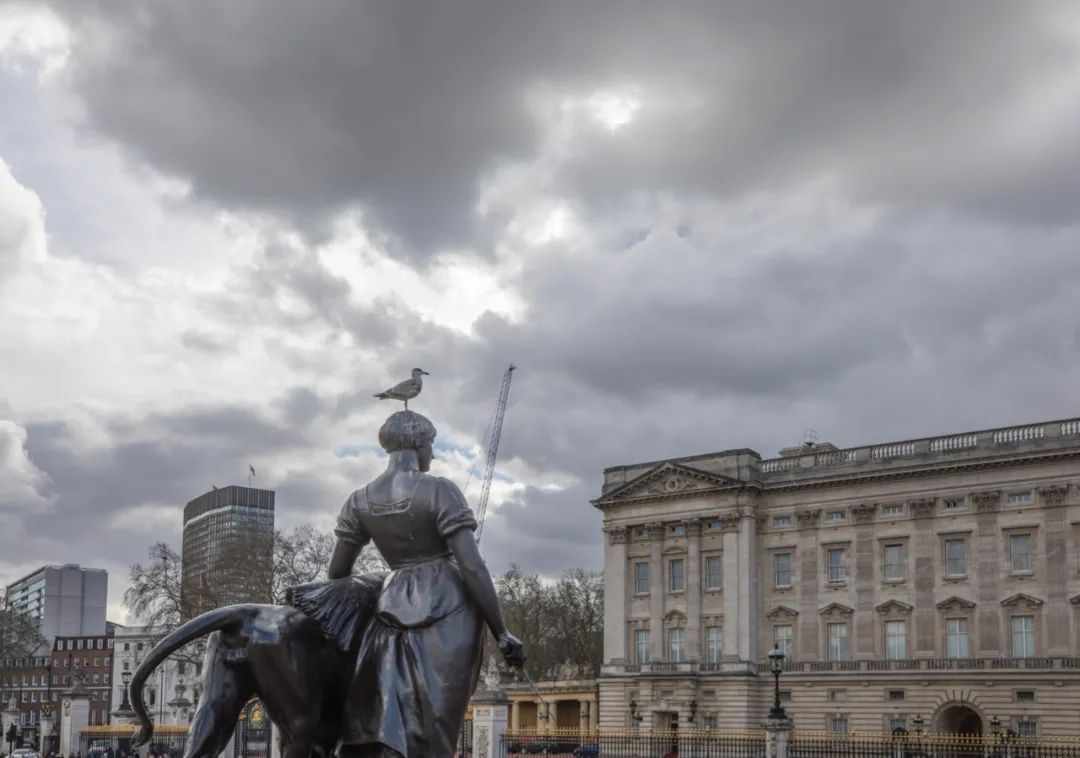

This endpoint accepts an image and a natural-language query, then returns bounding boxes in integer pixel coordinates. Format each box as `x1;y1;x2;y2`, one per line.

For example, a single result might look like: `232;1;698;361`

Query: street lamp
629;700;643;724
990;715;1002;735
767;644;787;720
911;715;924;734
687;700;698;724
121;670;133;710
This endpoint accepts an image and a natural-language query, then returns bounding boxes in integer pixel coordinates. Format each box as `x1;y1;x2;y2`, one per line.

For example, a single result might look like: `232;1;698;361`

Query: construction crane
474;364;515;543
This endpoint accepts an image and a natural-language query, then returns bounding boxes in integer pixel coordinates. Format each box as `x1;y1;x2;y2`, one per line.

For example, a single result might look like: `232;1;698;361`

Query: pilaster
602;525;629;663
685;520;703;660
648;524;665;661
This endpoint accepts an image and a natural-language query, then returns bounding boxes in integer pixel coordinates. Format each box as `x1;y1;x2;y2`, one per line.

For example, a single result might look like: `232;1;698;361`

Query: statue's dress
330;475;483;758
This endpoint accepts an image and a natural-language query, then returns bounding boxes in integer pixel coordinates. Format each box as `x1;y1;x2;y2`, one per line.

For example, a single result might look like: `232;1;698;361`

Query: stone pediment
1069;595;1080;606
662;544;687;555
875;599;914;616
593;462;742;506
766;605;799;621
819;602;854;619
1001;593;1044;610
936;596;976;612
663;609;687;622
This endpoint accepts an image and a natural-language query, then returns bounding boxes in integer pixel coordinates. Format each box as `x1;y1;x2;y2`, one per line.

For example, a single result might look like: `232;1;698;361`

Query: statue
129;408;523;758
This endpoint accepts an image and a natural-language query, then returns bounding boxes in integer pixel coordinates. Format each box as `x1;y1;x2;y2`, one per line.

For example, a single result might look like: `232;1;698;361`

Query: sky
2;1;1080;623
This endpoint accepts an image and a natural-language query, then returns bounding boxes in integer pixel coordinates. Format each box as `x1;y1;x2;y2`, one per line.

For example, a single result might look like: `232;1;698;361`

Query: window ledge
882;578;906;585
1009;570;1034;578
774;584;793;591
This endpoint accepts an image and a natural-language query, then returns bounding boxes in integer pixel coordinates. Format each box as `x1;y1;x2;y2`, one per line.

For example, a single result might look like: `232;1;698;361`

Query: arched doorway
937;704;983;735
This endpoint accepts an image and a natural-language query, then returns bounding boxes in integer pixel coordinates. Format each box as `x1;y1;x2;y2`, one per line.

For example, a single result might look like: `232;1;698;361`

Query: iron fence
499;728;766;757
789;731;1080;758
77;726;187;758
457;717;473;757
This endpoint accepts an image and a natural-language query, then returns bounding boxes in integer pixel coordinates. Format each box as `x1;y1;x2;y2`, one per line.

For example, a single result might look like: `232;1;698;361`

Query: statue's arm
327;539;362;580
446;529;525;668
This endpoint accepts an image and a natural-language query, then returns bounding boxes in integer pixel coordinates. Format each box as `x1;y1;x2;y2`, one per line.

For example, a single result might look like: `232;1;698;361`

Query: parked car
11;748;40;758
85;739;112;758
572;745;599;757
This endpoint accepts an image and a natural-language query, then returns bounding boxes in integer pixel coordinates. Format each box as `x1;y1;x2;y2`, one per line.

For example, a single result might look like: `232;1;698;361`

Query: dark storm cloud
51;1;1080;259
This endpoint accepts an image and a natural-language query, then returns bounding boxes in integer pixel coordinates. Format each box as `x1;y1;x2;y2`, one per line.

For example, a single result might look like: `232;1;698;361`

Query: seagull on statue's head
373;368;429;409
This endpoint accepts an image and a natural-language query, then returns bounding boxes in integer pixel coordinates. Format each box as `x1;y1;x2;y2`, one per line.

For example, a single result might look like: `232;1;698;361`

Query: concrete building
594;415;1080;737
110;625;197;726
5;565;108;642
181;486;275;618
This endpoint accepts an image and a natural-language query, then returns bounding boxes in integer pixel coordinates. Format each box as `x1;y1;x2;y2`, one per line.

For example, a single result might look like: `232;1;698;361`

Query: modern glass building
180;485;274;618
4;564;107;642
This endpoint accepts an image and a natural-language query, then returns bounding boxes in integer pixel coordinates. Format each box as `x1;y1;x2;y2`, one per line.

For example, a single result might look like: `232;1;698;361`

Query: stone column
270;723;282;758
764;716;794;758
685;520;703;661
721;516;741;660
1041;486;1071;654
59;690;91;758
470;690;509;758
973;492;1002;655
588;699;598;731
649;525;665;661
852;504;877;659
579;700;589;732
737;510;759;662
603;526;630;664
909;499;937;657
510;700;521;731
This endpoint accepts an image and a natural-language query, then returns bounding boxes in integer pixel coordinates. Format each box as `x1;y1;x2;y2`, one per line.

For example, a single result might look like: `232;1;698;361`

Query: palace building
593;416;1080;737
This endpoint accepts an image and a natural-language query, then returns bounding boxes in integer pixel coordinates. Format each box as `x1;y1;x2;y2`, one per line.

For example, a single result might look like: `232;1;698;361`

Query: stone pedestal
471;690;509;758
764;716;794;758
39;714;54;755
59;691;91;758
2;703;23;751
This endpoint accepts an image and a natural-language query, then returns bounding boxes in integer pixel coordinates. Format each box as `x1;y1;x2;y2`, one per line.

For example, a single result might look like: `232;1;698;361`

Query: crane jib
475;364;515;544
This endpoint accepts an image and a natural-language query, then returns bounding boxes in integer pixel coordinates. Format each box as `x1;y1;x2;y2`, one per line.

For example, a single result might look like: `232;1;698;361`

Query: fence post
763;716;793;758
59;690;92;758
470;689;508;758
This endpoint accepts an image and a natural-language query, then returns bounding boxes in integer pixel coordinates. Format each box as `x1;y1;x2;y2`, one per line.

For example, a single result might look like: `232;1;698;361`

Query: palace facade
594;416;1080;736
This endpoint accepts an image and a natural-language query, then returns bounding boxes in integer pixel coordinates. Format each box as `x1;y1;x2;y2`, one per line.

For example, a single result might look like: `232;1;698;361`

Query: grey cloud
50;1;1080;260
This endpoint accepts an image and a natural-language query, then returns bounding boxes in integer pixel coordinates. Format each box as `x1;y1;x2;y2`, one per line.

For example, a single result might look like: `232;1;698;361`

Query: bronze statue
130;409;523;758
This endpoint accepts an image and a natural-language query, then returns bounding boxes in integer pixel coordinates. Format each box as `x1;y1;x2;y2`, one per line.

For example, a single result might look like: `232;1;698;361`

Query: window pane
669;559;685;592
827;549;846;582
1011;615;1034;658
634;630;650;664
705;556;722;590
946;618;969;658
706;626;722;663
885;620;906;660
828;623;849;660
669;628;684;662
634;563;649;594
774;625;793;658
884;545;904;580
1011;534;1033;572
945;539;966;575
774;553;792;587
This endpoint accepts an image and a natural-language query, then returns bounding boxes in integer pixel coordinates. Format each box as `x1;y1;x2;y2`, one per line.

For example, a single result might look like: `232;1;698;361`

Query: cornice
592;461;755;510
759;448;1080;493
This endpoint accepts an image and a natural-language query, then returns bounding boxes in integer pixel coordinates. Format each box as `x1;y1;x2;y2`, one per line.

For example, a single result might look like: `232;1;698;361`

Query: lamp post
767;644;787;720
911;714;924;735
629;700;643;725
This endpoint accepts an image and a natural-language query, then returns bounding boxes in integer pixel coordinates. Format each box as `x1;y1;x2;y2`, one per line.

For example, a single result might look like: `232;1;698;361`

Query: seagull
373;368;429;409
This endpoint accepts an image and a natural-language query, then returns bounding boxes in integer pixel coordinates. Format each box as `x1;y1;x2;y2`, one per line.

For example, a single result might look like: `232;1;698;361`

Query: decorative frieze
1038;484;1069;506
795;509;821;528
851;503;877;523
971;491;1001;513
908;499;936;519
605;526;630;545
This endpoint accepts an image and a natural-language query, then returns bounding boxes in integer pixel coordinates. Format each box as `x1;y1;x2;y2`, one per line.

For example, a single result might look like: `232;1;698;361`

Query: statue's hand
497;631;525;669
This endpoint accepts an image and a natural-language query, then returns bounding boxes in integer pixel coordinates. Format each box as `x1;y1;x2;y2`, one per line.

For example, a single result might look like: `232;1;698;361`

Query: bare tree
0;595;44;662
271;525;386;604
125;542;189;628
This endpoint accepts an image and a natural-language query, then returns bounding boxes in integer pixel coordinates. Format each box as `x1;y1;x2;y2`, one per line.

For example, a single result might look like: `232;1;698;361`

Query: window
706;626;722;663
774;553;792;587
670;524;686;535
826;510;845;522
1012;615;1035;658
888;690;905;701
148;690;156;706
888;717;907;733
828;623;849;661
883;544;905;581
945;538;967;576
668;628;684;662
123;661;129;672
829;716;849;733
1016;691;1035;702
1008;492;1033;505
1016;720;1037;738
76;640;83;650
773;515;792;527
885;620;907;660
827;548;847;582
946;618;969;658
634;563;649;595
774;625;793;658
703;715;717;730
944;498;966;510
123;643;130;652
669;559;685;592
705;556;722;590
634;630;650;664
1010;533;1034;573
883;504;904;518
